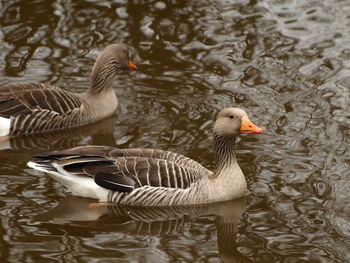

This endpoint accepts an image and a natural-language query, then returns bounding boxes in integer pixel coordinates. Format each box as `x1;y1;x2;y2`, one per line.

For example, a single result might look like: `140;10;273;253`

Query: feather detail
31;146;207;190
94;172;135;192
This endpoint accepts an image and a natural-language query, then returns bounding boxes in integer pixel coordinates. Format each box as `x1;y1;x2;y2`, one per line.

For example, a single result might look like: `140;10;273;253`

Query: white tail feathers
27;161;110;201
27;161;44;171
0;116;11;136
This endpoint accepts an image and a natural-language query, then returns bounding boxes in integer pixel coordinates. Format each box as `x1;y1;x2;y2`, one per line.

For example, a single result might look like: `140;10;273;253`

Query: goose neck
212;134;237;178
88;60;122;95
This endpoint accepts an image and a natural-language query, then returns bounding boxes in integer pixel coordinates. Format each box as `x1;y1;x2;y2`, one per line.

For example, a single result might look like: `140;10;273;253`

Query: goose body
28;107;263;206
0;44;137;136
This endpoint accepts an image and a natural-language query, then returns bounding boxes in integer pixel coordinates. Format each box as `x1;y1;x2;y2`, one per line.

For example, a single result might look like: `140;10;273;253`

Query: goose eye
229;115;234;119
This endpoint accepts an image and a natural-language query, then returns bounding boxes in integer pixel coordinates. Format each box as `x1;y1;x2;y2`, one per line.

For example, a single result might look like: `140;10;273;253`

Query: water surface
0;0;349;262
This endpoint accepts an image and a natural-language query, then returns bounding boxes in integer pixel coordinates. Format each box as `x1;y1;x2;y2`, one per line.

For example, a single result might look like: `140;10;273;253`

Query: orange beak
240;116;263;134
128;60;138;70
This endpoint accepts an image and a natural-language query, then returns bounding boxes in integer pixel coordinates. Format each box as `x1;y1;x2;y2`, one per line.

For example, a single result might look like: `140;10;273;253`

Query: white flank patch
0;116;11;136
27;161;110;201
27;161;40;170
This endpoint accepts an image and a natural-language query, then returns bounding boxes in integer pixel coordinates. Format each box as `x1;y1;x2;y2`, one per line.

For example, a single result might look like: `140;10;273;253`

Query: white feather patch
0;116;11;136
27;161;110;201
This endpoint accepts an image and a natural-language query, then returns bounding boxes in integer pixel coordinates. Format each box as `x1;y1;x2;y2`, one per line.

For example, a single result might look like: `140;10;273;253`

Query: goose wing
0;83;83;134
30;146;211;192
0;83;83;117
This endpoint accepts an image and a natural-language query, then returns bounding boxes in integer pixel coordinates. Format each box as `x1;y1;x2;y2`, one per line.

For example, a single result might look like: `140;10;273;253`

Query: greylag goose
0;44;137;136
27;107;263;206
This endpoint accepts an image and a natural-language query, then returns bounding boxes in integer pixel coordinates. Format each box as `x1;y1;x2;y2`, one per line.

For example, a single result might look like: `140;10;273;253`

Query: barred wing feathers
0;83;83;134
31;146;211;192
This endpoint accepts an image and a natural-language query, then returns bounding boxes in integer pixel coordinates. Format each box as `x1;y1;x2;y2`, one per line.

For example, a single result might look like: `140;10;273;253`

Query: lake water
0;0;349;262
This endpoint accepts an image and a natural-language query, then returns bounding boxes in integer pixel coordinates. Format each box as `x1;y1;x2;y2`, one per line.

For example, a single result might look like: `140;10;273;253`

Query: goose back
32;146;211;191
0;83;85;134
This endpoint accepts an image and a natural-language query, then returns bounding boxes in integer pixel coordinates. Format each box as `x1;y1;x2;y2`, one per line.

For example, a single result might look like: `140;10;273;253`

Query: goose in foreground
0;44;137;136
27;107;263;206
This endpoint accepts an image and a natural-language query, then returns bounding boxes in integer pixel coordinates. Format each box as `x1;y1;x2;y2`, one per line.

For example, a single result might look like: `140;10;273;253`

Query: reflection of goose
0;44;137;136
28;107;263;206
30;196;249;263
0;115;117;152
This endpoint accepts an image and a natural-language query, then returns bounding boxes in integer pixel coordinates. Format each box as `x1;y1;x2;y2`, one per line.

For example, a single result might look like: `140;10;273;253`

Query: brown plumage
28;107;263;206
32;146;209;190
0;44;137;136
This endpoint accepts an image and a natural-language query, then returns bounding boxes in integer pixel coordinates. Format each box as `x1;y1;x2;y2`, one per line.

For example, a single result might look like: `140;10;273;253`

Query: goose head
213;107;263;138
93;43;137;73
90;43;137;94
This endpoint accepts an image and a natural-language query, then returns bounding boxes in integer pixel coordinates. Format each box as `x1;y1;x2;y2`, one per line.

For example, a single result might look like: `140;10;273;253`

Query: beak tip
128;61;138;70
257;127;264;134
240;116;263;134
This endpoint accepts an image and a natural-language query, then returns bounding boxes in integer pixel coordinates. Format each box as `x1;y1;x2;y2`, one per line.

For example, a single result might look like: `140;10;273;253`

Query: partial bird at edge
0;43;137;136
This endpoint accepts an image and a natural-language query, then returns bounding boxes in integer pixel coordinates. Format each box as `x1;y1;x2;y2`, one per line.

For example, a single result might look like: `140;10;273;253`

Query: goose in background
28;107;263;206
0;43;137;136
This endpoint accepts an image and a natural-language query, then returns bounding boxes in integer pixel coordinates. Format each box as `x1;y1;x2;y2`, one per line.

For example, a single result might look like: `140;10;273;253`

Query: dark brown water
0;0;349;262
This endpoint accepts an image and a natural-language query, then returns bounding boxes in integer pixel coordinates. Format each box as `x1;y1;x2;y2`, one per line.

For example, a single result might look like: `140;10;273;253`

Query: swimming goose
27;107;263;206
0;44;137;136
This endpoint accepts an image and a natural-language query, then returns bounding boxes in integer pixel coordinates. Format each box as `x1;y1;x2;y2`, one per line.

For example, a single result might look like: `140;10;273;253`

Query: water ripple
0;0;349;262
